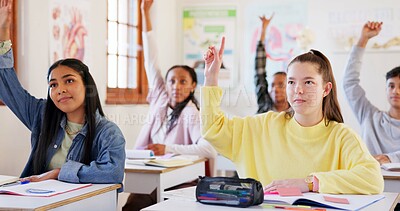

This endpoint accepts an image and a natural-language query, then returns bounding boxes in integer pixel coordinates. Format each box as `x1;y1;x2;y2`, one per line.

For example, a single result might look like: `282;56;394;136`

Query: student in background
123;0;217;210
201;37;383;194
343;21;400;165
0;0;125;185
255;14;290;113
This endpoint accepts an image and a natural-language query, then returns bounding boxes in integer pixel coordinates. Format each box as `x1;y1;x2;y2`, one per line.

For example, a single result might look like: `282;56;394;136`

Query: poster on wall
49;0;91;65
328;7;400;51
244;0;308;85
182;6;237;88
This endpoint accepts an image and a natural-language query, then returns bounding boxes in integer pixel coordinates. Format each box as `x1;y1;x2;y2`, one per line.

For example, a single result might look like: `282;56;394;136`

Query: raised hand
0;0;12;41
141;0;153;32
141;0;153;13
357;21;383;47
203;36;225;86
259;13;274;31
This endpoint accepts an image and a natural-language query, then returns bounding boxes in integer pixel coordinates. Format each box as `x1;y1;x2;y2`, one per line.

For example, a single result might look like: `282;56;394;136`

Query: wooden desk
382;169;400;193
124;158;206;202
0;183;120;211
143;189;400;211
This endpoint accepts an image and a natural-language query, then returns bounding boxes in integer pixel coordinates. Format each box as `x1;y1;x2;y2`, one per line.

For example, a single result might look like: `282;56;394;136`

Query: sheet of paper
323;195;350;204
276;187;303;196
0;179;92;197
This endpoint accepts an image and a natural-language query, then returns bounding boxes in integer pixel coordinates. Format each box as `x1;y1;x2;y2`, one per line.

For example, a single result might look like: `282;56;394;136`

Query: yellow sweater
201;87;383;194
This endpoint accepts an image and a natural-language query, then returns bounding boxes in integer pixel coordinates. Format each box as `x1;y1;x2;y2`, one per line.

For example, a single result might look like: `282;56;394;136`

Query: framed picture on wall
182;5;238;88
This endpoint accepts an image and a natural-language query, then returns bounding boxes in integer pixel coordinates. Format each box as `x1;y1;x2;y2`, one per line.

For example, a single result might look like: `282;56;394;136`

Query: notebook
126;155;198;168
125;149;155;159
0;175;19;186
0;179;92;197
144;157;194;168
264;192;385;210
381;163;400;171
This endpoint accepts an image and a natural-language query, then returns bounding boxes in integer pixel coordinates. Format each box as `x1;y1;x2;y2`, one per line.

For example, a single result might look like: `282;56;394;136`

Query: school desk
382;169;400;193
0;183;120;211
124;157;206;202
143;186;400;211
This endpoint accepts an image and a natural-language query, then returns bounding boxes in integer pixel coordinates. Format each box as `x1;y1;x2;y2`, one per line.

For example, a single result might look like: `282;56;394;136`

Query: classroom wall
0;0;398;176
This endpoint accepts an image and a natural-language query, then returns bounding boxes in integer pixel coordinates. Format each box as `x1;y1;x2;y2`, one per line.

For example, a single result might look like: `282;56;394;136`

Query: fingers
263;180;277;192
22;176;39;182
374;154;390;165
203;46;215;62
218;36;225;58
366;21;383;30
20;177;31;182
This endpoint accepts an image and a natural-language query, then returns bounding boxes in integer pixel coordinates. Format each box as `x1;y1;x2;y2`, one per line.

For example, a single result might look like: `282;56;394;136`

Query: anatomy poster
244;0;308;77
49;0;90;64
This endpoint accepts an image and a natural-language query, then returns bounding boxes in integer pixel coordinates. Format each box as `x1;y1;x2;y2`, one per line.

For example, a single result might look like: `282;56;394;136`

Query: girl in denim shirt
0;0;125;187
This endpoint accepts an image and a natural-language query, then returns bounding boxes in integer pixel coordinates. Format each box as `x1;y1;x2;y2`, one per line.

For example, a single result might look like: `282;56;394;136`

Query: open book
145;156;195;168
0;179;92;197
381;163;400;171
0;175;19;186
126;155;198;168
264;192;385;210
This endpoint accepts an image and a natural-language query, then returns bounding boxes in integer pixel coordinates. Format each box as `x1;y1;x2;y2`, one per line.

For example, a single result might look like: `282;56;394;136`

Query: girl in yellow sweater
200;38;383;194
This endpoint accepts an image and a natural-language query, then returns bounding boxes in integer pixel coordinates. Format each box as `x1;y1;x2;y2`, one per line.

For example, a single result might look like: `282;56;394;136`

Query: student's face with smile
287;62;330;121
166;67;196;108
386;76;400;109
48;66;86;122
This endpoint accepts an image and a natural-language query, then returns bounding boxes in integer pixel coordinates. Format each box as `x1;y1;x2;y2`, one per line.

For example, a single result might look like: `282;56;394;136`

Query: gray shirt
343;46;400;162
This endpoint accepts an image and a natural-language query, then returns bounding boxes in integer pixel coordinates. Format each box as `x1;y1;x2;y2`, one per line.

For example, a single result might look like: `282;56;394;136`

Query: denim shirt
0;50;126;190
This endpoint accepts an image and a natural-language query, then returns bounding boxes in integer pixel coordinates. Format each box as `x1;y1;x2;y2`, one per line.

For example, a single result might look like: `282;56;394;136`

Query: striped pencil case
195;176;264;208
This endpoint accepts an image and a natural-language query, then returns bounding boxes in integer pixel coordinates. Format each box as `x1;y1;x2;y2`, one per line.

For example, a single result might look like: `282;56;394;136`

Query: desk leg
157;187;163;202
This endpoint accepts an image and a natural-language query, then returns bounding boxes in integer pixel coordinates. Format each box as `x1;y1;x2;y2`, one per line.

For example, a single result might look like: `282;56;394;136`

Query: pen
0;180;29;187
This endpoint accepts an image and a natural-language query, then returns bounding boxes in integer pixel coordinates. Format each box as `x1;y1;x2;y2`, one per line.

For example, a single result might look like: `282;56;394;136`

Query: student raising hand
203;36;225;86
357;21;383;47
0;0;126;189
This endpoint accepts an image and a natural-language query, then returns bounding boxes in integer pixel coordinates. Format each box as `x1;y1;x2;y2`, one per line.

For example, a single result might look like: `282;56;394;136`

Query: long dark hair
33;59;104;174
285;49;343;125
165;65;199;134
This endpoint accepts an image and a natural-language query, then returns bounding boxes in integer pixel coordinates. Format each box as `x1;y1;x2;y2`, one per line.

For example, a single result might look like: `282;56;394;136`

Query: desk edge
35;184;121;211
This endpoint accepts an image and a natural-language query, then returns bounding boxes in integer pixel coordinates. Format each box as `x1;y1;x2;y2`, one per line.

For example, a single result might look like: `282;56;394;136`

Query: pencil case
195;176;264;208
